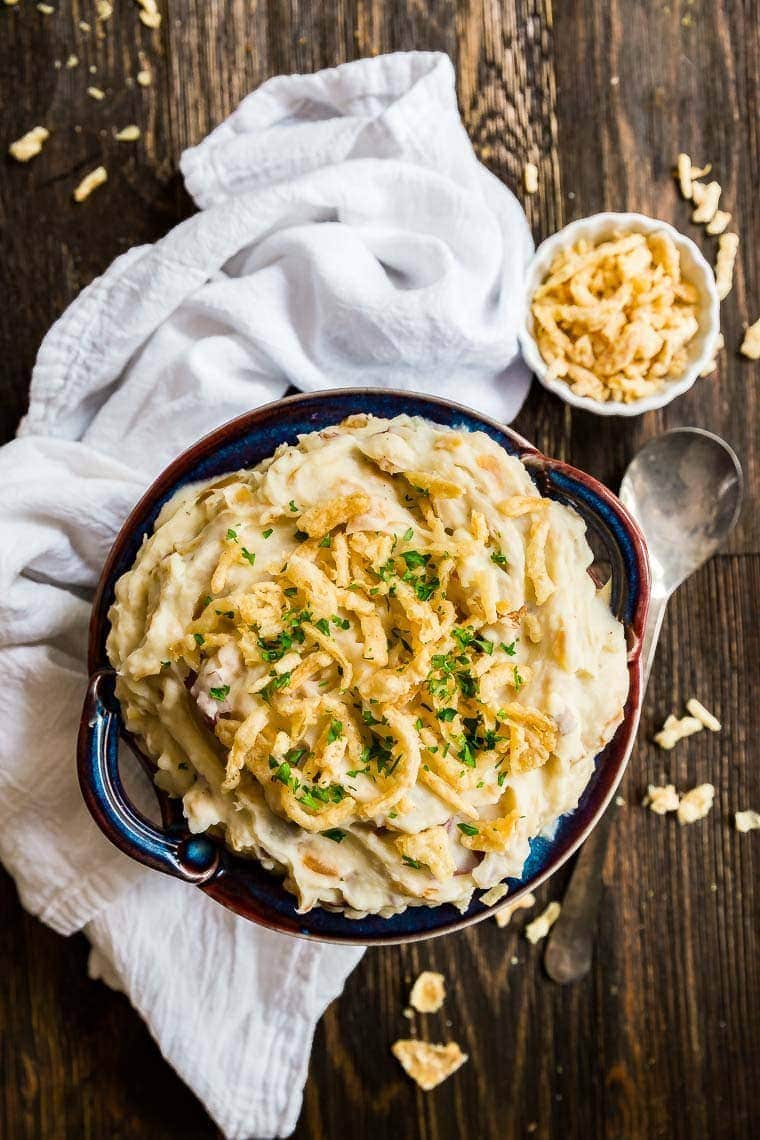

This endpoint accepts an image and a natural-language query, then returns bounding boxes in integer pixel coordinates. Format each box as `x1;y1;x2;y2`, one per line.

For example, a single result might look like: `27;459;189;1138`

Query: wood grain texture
0;1;757;1138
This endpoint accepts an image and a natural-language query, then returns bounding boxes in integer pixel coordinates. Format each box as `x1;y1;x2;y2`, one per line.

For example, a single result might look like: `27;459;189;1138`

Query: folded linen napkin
0;52;532;1138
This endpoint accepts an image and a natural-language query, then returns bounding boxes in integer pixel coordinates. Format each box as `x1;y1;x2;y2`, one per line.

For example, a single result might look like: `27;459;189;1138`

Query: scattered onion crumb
494;891;535;928
409;971;446;1014
524;161;539;194
73;165;108;202
685;698;721;732
115;124;141;142
735;810;760;833
391;1039;467;1090
87;86;106;101
677;783;715;825
643;784;679;815
524;900;561;943
9;126;49;163
740;318;760;359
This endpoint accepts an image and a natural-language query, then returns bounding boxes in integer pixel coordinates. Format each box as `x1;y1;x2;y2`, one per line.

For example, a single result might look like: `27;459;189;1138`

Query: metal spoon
544;427;743;985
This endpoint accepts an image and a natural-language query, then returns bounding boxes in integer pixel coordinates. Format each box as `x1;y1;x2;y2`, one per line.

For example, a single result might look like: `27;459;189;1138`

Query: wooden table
2;3;757;1137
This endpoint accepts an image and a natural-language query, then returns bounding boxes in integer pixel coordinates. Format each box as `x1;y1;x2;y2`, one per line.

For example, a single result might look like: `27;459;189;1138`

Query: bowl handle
78;669;222;884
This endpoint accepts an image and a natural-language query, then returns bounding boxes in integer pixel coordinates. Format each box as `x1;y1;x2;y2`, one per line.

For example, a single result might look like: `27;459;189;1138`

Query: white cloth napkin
0;52;532;1139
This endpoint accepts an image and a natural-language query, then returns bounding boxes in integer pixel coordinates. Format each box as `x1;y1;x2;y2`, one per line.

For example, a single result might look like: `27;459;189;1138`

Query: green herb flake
209;685;231;702
436;707;457;722
327;719;343;744
402;527;414;542
314;617;331;637
289;500;298;512
513;666;524;692
401;549;430;570
500;640;517;656
215;609;235;619
490;549;508;567
457;822;479;836
262;528;274;539
402;855;422;869
458;740;476;767
284;586;298;597
318;533;332;548
331;614;350;630
160;660;171;670
241;547;256;566
226;528;238;543
193;633;205;647
322;828;346;843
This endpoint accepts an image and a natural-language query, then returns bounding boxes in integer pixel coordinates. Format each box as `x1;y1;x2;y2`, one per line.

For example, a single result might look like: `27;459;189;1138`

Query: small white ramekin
518;212;721;417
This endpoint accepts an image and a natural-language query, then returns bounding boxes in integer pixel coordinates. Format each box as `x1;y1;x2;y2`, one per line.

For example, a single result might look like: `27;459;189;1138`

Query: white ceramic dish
518;212;721;417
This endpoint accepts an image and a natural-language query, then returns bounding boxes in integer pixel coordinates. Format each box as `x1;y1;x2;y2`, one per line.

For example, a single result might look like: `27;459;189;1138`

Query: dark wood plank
0;1;757;1139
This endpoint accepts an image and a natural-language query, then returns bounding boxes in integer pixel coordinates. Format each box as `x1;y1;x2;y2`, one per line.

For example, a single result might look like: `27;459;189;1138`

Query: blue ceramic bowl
78;389;649;945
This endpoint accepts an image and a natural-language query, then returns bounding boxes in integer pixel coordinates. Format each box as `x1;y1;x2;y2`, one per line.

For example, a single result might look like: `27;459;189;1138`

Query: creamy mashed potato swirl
107;414;628;917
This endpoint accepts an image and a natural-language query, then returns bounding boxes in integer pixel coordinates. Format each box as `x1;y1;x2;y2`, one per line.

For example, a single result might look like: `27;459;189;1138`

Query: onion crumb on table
391;1039;468;1090
524;900;561;943
409;971;446;1013
493;891;536;928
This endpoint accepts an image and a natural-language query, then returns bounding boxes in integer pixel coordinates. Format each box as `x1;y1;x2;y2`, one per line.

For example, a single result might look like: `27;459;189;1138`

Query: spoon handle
543;591;669;984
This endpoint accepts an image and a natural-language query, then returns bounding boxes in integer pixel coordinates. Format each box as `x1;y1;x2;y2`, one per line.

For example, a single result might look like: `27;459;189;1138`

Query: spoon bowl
620;428;743;597
544;426;743;984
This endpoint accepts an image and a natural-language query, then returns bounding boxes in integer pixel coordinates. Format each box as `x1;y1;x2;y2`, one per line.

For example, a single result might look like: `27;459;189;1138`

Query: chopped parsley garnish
402;856;422;869
215;609;235;619
457;822;479;836
497;771;507;786
327;719;343;744
362;709;382;726
513;666;524;692
160;660;171;670
262;528;273;539
289;500;298;512
501;640;517;656
414;718;424;732
209;685;230;702
318;533;332;548
401;549;429;570
257;630;294;662
474;637;494;655
286;746;309;766
241;547;256;566
322;828;346;843
193;633;205;647
272;761;298;790
490;549;508;567
202;595;212;607
284;586;298;597
452;626;475;650
402;527;414;542
314;617;331;637
226;528;238;542
260;671;291;700
331;614;350;630
436;707;457;722
458;740;476;767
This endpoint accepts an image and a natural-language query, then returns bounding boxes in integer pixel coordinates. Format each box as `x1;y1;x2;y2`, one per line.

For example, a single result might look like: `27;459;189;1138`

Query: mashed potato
107;414;628;917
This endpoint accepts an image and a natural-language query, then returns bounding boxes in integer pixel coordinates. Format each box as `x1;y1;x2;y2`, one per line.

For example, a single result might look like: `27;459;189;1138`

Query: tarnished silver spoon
544;427;743;985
